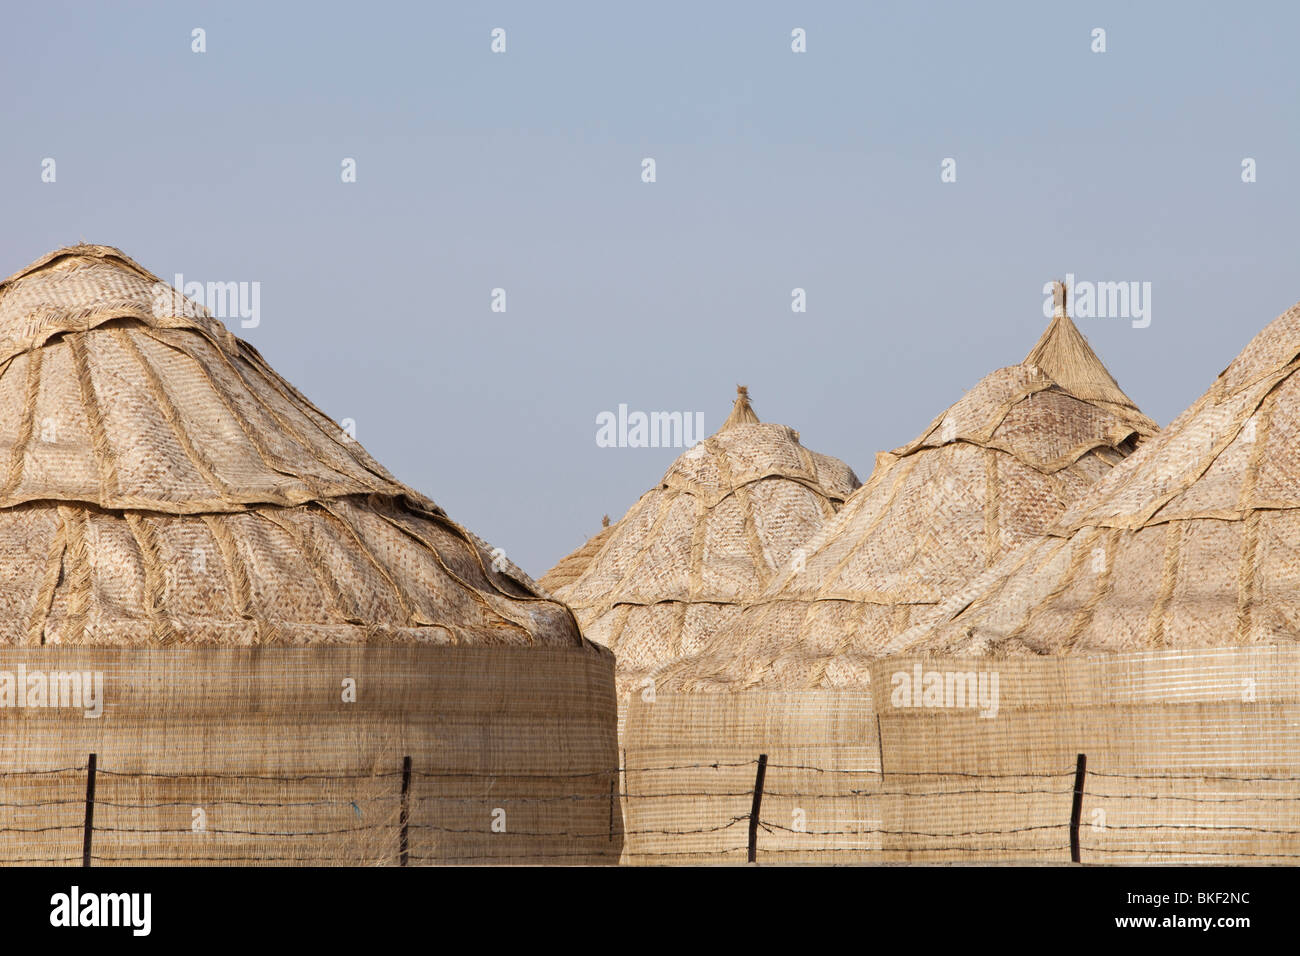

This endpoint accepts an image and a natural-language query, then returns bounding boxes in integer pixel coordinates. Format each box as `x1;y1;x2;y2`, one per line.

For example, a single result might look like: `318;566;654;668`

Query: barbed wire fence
0;753;1297;864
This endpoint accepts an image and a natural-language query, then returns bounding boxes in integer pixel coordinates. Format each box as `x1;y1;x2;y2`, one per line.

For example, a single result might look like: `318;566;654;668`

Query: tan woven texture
621;301;1161;864
624;689;878;864
0;647;619;866
0;245;618;865
0;245;591;649
869;650;1300;864
902;297;1300;656
625;647;1300;865
652;307;1156;692
542;387;860;708
538;522;616;594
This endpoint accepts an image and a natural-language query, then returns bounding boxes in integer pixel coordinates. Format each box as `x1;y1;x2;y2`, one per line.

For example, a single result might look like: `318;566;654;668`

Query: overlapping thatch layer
0;246;617;864
654;302;1156;692
544;386;860;713
623;294;1156;863
0;245;590;647
861;297;1300;864
539;517;615;594
901;297;1300;655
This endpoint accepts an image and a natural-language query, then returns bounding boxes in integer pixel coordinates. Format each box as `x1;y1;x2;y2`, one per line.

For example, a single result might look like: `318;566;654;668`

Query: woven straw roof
539;521;616;595
0;244;586;647
899;297;1300;657
542;386;860;699
653;302;1156;690
1025;284;1150;420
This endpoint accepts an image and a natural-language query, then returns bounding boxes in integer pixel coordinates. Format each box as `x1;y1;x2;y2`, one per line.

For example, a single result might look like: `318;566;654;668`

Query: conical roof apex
0;244;587;649
1023;281;1154;430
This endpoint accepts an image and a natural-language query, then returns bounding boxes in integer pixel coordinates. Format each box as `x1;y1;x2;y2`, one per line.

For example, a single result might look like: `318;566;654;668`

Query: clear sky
2;1;1297;576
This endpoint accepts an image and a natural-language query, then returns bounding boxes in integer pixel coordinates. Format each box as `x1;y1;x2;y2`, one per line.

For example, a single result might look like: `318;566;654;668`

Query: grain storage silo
623;288;1155;863
880;296;1300;864
0;245;617;865
542;386;860;740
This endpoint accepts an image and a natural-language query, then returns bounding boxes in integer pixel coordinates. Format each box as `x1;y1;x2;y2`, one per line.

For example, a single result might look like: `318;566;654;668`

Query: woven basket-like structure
0;245;617;865
623;300;1156;863
0;245;590;648
539;520;616;595
901;297;1300;655
542;387;860;714
653;307;1156;692
856;297;1300;865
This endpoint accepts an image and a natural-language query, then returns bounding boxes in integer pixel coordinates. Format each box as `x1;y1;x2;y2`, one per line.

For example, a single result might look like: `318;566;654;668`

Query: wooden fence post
747;754;768;864
82;753;97;868
399;755;411;867
1069;753;1087;864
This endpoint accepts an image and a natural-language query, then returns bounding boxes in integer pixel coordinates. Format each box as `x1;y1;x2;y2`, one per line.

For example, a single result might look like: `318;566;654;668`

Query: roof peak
721;384;760;430
1;244;156;289
0;243;237;372
0;244;585;647
1022;280;1151;424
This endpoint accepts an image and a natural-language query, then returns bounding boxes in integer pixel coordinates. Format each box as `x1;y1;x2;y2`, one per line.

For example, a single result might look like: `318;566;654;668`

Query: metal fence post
82;753;97;868
747;754;768;863
1069;753;1087;863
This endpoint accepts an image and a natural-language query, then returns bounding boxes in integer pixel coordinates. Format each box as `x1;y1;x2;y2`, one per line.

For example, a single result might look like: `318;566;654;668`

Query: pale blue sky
2;1;1297;575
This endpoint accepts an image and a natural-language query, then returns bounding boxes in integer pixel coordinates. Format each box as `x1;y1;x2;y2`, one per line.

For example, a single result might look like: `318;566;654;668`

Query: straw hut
651;289;1155;689
542;386;860;728
900;295;1300;657
858;298;1300;864
622;288;1156;863
0;245;617;865
539;516;615;594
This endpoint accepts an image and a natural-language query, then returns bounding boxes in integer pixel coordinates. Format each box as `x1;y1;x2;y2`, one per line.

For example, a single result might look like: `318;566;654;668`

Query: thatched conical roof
540;390;768;596
0;244;585;647
900;296;1300;657
539;520;617;594
1025;282;1151;420
721;385;761;428
652;299;1157;691
543;386;860;699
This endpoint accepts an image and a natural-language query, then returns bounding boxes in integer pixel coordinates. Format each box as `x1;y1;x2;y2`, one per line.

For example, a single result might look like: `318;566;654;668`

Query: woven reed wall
0;646;619;866
623;647;1300;864
623;690;879;864
874;648;1300;864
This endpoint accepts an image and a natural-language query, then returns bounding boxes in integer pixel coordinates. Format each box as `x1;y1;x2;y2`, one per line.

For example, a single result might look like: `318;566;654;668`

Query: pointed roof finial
721;384;761;430
1023;279;1155;431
